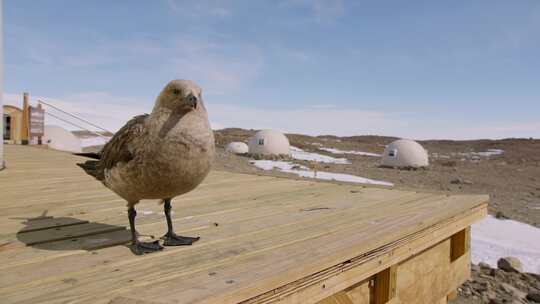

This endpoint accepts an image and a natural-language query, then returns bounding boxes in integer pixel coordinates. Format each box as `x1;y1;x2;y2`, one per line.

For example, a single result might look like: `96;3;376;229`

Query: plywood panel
345;280;371;304
318;292;354;304
374;266;397;303
450;227;469;262
396;240;451;304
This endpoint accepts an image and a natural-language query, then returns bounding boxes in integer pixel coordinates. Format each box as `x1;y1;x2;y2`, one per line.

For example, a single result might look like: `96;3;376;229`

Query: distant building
381;139;429;168
3;105;24;144
226;142;249;154
3;91;110;154
0;5;4;170
248;129;290;155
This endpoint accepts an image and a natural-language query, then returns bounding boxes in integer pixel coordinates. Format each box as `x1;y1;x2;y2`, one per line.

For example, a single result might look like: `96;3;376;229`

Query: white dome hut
381;139;428;168
43;125;83;153
248;129;290;155
226;142;249;154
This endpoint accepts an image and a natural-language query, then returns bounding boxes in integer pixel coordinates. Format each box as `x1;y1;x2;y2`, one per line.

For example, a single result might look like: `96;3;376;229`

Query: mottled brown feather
80;114;149;181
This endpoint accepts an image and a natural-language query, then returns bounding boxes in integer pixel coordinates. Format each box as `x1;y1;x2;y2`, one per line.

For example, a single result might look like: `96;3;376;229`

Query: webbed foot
130;240;163;255
162;232;200;246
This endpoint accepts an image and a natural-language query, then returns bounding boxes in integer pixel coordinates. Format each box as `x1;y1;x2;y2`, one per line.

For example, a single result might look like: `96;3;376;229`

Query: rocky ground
213;128;540;303
452;258;540;303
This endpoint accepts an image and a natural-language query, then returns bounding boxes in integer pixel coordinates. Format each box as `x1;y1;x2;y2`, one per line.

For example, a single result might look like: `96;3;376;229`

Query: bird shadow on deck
14;211;132;251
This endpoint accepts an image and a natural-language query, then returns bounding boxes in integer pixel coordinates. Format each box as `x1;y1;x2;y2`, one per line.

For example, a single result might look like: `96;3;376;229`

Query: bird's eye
172;88;180;95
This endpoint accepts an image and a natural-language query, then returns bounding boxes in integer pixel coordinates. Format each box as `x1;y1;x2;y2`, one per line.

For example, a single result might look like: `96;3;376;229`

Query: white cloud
307;104;336;109
167;39;264;95
166;0;232;18
9;25;264;96
207;103;400;136
282;0;345;22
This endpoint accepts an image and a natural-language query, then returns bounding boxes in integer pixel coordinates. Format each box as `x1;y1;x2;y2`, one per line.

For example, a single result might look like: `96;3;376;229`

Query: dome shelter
248;129;290;155
226;142;249;154
381;139;429;168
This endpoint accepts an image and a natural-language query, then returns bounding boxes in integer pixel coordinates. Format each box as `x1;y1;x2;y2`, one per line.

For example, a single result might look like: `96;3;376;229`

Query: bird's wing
74;152;102;160
98;114;149;175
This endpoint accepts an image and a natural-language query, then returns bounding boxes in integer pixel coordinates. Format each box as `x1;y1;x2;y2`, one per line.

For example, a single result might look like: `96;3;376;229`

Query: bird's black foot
162;232;200;246
130;240;163;255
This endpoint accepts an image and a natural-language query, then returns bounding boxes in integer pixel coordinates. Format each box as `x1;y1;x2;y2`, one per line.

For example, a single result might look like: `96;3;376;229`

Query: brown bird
77;80;215;255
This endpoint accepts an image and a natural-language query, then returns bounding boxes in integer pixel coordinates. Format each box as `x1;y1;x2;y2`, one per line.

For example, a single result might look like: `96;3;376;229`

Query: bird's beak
185;94;198;110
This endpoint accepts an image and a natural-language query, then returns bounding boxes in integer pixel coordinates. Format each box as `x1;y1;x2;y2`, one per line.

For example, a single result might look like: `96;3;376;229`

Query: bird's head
156;80;203;113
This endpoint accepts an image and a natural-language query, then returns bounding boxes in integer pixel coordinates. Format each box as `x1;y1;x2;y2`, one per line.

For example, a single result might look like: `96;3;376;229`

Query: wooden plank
0;146;487;304
0;180;335;238
450;227;470;262
0;186;412;268
396;238;459;304
447;290;457;301
241;207;481;304
318;292;354;304
108;202;486;304
18;217;89;233
374;265;397;304
0;192;433;304
450;250;471;295
344;280;372;304
0;189;416;288
17;222;126;246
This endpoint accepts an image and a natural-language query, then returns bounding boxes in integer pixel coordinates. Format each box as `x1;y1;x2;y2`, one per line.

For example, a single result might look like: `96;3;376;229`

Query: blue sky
3;0;540;139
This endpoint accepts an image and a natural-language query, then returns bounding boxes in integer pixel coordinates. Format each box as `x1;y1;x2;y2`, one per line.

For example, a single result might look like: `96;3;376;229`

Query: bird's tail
77;161;100;179
74;152;101;160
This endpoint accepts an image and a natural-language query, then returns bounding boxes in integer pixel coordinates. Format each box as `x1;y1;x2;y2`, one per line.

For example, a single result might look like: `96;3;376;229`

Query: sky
3;0;540;139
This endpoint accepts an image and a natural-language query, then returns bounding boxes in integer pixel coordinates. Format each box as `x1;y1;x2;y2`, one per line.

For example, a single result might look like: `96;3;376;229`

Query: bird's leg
128;206;163;255
162;199;200;246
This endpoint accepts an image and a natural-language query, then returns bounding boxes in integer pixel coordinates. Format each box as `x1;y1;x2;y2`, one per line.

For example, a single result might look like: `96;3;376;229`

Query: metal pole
21;93;29;145
37;103;43;145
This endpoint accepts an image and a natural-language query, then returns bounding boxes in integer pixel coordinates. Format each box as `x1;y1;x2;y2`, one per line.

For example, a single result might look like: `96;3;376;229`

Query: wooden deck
0;145;488;304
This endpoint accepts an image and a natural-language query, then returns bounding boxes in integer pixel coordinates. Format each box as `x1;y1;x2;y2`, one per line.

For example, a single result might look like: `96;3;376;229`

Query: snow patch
431;153;451;159
79;136;110;148
471;215;540;274
290;146;350;164
473;149;505;157
319;147;381;157
250;160;393;186
454;149;505;159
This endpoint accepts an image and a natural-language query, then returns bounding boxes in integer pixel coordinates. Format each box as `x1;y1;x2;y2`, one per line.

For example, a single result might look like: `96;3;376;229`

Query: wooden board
313;227;473;304
0;145;487;304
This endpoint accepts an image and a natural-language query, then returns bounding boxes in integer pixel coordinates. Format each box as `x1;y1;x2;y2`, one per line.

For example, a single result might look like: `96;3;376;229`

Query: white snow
431;153;451;159
319;147;381;157
250;160;393;186
454;149;505;159
290;146;350;164
80;136;110;148
471;215;540;274
474;149;505;157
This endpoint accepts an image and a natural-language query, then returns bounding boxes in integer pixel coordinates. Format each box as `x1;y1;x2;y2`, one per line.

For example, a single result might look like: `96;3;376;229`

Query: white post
0;0;4;170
